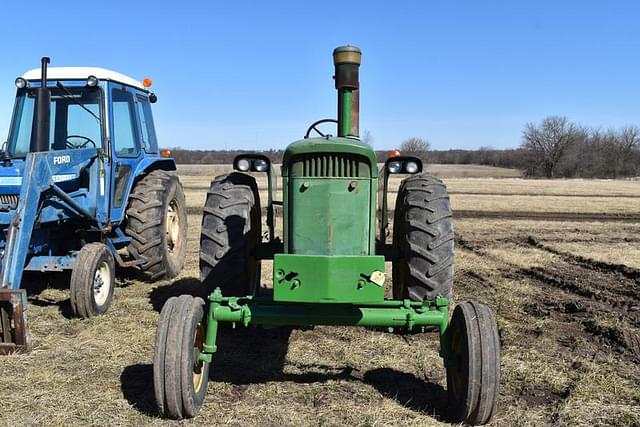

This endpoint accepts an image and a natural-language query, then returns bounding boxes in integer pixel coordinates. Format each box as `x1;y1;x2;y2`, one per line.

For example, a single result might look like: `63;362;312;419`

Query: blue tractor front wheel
69;243;115;318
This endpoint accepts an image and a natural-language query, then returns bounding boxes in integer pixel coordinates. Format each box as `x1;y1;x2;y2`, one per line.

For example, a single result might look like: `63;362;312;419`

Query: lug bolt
291;279;301;289
275;269;285;279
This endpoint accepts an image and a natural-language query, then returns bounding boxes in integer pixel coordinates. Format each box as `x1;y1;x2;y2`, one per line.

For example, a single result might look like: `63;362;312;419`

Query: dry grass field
1;164;639;426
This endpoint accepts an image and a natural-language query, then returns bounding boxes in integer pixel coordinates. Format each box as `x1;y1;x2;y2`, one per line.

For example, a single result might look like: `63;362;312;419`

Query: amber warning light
160;149;171;158
143;78;153;88
387;149;401;158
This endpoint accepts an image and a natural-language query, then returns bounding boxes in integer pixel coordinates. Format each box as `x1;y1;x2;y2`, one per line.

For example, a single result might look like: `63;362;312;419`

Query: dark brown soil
455;210;640;222
454;230;640;423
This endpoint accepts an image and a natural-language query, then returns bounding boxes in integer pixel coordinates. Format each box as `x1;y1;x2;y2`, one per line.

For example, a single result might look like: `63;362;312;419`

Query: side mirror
149;93;158;103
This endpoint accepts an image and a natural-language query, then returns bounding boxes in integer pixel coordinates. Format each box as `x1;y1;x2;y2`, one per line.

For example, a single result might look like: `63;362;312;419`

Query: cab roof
22;67;146;90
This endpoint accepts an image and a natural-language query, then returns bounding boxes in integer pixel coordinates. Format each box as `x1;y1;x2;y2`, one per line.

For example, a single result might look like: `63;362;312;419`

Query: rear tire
446;301;500;425
125;169;187;280
392;174;454;301
154;295;209;419
70;243;115;318
199;173;261;296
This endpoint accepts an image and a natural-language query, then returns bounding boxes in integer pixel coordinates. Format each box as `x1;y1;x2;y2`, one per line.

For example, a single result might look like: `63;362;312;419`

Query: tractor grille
290;153;371;178
0;195;18;209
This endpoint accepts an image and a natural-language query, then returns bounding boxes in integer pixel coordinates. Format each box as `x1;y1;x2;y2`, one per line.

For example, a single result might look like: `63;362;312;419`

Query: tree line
169;117;640;179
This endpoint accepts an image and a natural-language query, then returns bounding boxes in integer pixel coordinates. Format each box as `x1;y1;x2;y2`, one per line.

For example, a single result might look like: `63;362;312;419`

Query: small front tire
154;295;209;419
70;243;116;318
446;301;500;425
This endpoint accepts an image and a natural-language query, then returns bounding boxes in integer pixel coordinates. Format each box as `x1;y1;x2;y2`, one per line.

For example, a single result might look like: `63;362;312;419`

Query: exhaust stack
30;57;51;153
333;46;361;138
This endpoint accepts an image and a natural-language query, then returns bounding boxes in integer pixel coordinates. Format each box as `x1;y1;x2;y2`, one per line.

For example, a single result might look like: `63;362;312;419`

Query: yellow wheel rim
192;321;205;392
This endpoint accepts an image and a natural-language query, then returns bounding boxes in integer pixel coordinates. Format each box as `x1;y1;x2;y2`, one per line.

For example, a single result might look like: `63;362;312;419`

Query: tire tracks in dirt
454;210;640;222
525;236;640;284
455;233;640;361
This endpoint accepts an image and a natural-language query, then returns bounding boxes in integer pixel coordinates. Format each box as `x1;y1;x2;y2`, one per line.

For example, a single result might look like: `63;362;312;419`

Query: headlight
405;161;419;174
254;159;268;172
387;161;402;173
237;158;251;171
86;75;99;87
15;77;28;89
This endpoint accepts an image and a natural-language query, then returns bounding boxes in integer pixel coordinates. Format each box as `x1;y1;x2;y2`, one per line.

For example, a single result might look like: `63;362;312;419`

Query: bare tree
400;137;431;162
611;126;640;178
362;129;374;146
521;116;583;178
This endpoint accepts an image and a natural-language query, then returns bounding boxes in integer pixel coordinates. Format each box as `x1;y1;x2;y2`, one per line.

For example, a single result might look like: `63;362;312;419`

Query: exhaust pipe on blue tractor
30;57;51;153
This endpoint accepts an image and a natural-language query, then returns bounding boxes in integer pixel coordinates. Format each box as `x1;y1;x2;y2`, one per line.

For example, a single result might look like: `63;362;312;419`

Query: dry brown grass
1;166;639;426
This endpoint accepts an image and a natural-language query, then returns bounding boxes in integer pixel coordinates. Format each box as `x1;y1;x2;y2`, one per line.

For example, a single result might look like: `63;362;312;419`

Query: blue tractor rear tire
125;170;187;280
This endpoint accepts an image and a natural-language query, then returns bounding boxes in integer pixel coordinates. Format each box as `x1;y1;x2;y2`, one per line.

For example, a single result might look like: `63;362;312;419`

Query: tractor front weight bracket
199;287;450;364
0;288;31;354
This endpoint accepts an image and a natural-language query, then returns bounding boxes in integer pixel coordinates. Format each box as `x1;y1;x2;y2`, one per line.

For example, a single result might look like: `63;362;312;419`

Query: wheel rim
192;321;206;392
166;199;182;255
93;260;112;306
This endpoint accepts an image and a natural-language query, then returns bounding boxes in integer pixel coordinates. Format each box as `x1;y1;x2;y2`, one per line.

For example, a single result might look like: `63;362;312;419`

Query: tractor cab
3;65;168;223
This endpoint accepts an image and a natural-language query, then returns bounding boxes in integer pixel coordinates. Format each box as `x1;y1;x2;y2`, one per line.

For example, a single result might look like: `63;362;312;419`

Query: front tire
154;295;209;419
125;170;187;280
70;243;115;318
446;301;501;425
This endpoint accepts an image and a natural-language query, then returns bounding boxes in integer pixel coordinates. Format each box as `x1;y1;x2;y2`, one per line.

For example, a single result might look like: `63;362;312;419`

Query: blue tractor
0;58;187;353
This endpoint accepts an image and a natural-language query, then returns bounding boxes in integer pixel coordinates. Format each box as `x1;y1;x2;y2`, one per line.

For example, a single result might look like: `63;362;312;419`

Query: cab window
8;86;102;156
111;87;140;157
136;95;158;153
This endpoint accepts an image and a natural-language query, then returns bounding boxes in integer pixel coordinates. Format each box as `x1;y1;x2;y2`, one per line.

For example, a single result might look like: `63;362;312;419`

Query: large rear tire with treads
199;172;261;296
393;174;454;301
125;169;187;280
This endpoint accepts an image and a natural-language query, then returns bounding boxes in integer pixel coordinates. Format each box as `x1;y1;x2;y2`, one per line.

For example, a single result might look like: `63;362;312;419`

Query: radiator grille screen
0;195;18;209
289;153;370;178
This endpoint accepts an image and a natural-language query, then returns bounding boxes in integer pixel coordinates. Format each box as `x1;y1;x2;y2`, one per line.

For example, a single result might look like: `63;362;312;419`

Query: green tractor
153;46;500;425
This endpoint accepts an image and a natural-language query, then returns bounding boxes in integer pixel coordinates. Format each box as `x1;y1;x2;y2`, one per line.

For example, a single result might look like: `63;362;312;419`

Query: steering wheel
65;135;96;149
304;119;338;139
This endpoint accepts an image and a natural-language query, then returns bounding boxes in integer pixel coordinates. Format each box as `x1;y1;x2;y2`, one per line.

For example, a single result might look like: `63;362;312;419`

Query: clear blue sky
1;1;639;151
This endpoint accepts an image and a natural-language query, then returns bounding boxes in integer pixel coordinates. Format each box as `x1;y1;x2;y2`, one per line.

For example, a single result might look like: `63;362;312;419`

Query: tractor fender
110;157;177;225
133;157;177;176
